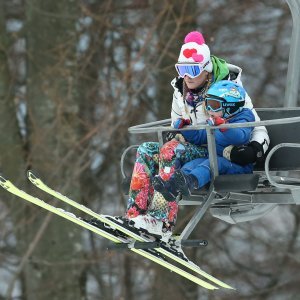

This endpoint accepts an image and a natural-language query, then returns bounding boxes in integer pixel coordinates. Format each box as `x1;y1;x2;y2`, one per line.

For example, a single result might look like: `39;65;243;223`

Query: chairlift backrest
255;108;300;171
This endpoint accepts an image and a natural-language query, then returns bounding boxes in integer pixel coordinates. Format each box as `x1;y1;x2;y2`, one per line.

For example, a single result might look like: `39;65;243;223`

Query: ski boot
128;214;172;243
153;170;198;201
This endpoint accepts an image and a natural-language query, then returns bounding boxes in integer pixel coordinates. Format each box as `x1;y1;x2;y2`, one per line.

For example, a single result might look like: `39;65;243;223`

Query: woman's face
184;71;209;89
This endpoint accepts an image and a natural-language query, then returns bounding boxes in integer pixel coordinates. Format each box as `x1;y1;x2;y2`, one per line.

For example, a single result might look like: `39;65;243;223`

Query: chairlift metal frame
125;110;300;241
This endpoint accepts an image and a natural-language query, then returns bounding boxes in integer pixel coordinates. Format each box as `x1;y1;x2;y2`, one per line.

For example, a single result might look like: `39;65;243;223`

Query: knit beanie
177;31;213;73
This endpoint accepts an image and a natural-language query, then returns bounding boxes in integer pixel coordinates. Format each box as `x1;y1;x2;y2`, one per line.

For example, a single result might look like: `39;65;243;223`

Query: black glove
229;141;264;166
163;131;181;142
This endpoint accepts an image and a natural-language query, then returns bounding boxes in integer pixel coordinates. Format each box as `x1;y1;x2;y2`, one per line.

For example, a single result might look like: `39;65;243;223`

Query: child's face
207;109;223;118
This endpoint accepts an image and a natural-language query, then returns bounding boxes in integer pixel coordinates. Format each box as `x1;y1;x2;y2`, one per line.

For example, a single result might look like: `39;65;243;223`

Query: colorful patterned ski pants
126;140;207;226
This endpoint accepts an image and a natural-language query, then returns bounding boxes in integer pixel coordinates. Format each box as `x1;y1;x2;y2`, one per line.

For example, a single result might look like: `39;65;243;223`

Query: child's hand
207;116;227;132
173;118;191;129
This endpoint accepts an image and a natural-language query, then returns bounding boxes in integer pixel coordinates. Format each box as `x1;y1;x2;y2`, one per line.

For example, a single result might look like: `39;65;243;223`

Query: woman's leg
149;140;207;227
126;142;160;218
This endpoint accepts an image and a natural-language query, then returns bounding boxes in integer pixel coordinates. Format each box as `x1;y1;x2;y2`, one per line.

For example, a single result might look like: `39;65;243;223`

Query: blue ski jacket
181;108;255;156
180;108;255;188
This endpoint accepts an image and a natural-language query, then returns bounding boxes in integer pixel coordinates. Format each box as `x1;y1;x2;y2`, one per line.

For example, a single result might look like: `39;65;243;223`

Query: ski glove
207;116;227;132
173;118;191;129
223;141;265;166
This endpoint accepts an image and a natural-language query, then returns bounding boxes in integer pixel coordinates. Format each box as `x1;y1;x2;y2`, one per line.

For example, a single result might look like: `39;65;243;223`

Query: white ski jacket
170;63;270;152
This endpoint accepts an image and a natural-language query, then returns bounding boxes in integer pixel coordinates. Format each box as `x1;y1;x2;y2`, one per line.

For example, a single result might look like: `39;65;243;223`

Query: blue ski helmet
205;80;246;118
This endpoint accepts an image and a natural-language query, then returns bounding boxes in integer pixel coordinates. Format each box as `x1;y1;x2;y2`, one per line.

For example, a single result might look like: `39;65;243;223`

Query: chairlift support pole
284;0;300;107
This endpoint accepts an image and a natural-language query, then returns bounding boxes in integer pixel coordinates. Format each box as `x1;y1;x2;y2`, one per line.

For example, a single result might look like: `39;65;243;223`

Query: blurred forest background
0;0;299;299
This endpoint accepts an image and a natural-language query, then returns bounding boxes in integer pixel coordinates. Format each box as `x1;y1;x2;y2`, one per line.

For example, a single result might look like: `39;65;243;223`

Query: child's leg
183;156;253;189
126;142;159;218
184;158;211;188
217;157;253;175
181;157;207;175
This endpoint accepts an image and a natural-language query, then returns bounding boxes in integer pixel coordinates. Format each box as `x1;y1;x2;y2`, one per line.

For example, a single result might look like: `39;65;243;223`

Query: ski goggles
175;63;204;78
205;97;224;112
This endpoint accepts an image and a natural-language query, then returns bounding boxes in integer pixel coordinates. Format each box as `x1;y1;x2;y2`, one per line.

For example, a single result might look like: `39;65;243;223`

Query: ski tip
221;282;236;290
27;170;37;180
212;280;235;290
27;170;43;184
0;175;10;190
0;174;8;183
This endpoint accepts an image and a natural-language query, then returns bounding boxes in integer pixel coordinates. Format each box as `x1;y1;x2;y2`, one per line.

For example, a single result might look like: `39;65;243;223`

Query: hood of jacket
211;55;229;82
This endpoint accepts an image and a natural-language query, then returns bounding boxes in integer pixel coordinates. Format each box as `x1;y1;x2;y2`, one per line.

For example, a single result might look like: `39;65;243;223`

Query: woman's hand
173;118;191;129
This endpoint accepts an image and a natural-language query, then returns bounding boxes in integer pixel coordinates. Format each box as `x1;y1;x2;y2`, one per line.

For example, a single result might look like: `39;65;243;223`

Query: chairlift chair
121;108;300;243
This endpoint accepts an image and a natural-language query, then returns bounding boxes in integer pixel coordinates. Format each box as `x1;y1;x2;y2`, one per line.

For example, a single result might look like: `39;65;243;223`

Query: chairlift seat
214;174;260;193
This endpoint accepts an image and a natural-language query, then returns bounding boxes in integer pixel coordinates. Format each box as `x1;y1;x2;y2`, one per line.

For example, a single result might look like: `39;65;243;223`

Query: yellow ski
26;170;234;290
0;175;218;290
